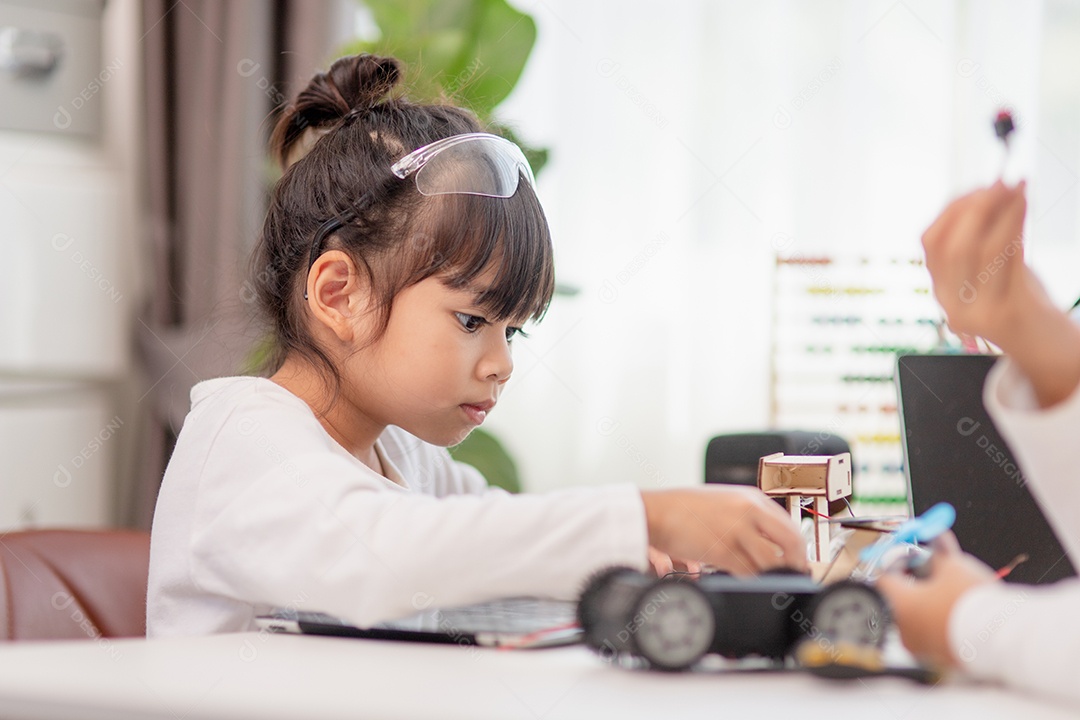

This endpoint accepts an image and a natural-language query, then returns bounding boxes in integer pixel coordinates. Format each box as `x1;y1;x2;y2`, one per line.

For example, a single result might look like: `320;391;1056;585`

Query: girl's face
342;273;526;447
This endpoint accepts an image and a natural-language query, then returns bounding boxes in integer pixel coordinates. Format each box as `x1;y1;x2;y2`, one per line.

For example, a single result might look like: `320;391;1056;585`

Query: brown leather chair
0;529;150;640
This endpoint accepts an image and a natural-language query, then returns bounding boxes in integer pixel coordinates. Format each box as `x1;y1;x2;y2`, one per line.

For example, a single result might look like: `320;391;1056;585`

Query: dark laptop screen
896;353;1075;585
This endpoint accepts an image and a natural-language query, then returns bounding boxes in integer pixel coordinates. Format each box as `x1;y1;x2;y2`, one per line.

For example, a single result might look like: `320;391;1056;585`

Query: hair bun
270;54;402;167
331;54;401;114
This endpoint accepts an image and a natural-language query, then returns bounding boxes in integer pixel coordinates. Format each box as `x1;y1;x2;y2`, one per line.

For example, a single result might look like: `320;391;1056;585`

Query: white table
0;632;1071;720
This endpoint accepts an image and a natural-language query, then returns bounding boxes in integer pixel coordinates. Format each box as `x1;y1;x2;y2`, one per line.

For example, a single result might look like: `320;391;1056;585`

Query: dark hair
254;54;555;389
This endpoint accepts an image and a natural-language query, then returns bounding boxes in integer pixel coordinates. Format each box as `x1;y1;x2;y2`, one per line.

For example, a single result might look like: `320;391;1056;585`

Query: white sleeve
950;579;1080;706
943;358;1080;704
188;451;648;627
982;358;1080;561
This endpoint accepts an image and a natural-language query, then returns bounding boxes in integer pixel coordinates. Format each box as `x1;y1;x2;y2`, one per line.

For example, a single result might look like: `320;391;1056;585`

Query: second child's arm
921;181;1080;407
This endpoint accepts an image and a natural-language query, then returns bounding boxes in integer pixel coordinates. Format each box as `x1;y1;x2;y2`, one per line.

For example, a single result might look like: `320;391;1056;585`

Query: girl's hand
876;532;997;668
647;546;703;576
640;486;808;576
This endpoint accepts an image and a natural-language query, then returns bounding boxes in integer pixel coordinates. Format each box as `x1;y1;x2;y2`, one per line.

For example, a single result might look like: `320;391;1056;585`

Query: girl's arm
386;428;808;575
187;453;652;627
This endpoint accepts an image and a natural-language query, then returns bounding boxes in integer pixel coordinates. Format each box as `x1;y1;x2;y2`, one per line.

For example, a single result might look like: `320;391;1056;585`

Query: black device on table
896;353;1075;584
577;567;888;672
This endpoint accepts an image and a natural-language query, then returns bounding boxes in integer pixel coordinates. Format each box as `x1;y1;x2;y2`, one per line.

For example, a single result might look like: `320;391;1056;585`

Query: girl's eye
505;326;526;342
454;312;486;333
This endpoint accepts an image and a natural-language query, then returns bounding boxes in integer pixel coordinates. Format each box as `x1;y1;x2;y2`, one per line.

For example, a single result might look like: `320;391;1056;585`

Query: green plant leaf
347;0;537;122
449;427;521;493
342;0;549;174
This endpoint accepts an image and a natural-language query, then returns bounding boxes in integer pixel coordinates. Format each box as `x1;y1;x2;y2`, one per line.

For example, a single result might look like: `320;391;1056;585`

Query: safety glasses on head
391;132;535;198
304;133;536;294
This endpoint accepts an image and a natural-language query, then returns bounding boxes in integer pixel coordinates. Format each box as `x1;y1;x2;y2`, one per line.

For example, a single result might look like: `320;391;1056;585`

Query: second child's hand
921;181;1080;408
922;181;1029;344
876;532;996;669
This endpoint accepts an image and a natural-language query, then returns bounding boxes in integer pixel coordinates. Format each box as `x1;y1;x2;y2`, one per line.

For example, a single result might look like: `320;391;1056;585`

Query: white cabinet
0;0;127;529
0;381;112;527
0;164;125;375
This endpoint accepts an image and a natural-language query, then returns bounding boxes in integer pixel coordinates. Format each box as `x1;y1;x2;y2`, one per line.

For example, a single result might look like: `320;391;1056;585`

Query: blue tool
856;502;956;577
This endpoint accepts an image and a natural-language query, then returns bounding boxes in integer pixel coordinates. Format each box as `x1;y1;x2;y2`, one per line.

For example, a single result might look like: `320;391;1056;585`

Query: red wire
496;622;581;651
995;553;1028;579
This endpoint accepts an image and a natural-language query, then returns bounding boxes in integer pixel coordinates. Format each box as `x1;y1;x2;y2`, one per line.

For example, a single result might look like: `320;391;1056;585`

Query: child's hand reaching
641;486;808;576
647;546;703;576
876;532;997;669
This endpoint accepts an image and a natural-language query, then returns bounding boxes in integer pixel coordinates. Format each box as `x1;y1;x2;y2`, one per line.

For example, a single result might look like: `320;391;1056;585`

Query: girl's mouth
460;401;494;425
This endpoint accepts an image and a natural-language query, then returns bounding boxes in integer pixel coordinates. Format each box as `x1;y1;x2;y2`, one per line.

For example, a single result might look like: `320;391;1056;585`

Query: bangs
403;183;555;322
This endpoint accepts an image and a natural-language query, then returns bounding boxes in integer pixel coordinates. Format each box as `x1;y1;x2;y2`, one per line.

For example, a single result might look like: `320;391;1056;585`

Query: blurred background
1;0;1077;530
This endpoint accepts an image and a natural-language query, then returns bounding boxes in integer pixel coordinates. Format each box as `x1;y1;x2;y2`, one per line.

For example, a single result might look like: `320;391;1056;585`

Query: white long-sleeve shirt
948;358;1080;705
147;377;649;636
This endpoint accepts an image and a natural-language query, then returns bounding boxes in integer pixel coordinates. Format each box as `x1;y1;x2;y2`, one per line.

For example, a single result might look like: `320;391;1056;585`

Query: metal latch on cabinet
0;26;62;77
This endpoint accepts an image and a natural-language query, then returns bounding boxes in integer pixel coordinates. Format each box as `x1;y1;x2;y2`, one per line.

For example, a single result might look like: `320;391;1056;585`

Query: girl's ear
306;250;371;343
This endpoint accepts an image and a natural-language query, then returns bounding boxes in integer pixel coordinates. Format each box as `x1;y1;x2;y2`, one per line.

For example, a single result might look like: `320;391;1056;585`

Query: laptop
895;353;1075;584
255;597;581;649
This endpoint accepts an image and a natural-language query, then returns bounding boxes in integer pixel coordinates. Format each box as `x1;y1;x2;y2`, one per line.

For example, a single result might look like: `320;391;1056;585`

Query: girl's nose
479;336;514;383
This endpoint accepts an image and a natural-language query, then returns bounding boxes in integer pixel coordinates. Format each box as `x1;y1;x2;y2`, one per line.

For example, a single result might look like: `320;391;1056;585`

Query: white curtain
487;0;1080;493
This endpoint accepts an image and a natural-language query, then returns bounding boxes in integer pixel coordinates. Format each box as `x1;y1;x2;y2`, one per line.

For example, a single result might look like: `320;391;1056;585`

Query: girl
879;181;1080;706
146;54;806;636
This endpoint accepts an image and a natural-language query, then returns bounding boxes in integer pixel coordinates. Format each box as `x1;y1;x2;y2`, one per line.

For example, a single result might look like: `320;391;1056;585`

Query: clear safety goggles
391;132;535;197
305;133;535;284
